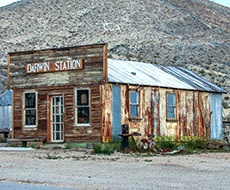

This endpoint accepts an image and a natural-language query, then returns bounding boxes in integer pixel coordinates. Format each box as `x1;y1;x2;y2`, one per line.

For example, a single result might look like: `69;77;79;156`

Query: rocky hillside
0;0;229;118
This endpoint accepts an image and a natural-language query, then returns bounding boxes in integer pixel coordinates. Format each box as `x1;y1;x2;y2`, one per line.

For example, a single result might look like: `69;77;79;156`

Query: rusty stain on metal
101;84;215;141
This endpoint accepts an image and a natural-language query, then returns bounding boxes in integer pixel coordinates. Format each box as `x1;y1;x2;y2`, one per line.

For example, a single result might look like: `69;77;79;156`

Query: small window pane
168;107;175;118
56;106;59;114
77;90;89;106
130;105;138;117
56;97;60;104
130;91;138;104
56;124;60;131
56;132;60;140
25;109;36;125
53;132;55;139
56;115;60;122
168;94;175;106
78;107;90;124
25;93;36;108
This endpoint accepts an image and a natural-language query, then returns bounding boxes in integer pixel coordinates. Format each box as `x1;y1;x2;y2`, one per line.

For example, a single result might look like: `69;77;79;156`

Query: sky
211;0;230;7
0;0;229;7
0;0;19;7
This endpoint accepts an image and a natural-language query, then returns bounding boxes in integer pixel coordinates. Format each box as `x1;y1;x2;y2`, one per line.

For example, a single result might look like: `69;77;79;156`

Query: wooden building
8;43;226;143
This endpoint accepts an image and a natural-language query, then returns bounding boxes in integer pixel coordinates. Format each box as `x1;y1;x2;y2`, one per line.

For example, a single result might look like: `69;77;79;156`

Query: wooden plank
103;44;108;83
9;43;106;57
7;54;10;89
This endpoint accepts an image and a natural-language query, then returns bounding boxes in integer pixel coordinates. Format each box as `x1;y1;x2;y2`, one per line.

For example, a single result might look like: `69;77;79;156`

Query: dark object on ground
119;124;130;151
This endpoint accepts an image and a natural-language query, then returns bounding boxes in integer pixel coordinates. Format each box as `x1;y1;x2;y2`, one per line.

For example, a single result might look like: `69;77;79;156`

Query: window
75;89;90;126
129;91;139;118
24;92;37;127
167;93;176;120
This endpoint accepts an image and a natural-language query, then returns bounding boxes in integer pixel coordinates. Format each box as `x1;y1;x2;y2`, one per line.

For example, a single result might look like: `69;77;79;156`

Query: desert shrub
224;96;230;101
128;137;138;151
93;142;120;155
183;139;207;150
154;136;178;150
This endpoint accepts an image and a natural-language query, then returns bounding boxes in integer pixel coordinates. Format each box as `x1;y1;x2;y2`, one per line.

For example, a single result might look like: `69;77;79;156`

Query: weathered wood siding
12;85;102;142
10;44;107;142
102;84;212;141
101;84;112;142
9;44;107;89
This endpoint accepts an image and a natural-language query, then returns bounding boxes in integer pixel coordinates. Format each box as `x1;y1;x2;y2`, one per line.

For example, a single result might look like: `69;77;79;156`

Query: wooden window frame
129;90;140;119
23;91;38;128
166;92;177;121
75;88;91;127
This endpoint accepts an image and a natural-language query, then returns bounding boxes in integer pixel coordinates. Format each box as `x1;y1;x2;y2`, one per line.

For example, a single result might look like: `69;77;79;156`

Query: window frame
166;92;177;121
129;90;140;119
23;91;38;128
75;88;91;127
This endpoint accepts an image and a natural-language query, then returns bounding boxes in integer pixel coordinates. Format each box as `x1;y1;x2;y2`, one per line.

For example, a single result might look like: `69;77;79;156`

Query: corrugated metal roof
0;90;12;106
108;59;226;93
158;66;226;93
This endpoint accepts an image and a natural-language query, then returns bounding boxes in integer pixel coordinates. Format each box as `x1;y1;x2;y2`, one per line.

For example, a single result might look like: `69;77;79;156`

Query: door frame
49;95;64;143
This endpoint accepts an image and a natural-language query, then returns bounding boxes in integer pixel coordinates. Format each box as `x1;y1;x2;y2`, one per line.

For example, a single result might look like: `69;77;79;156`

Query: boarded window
129;91;139;118
24;92;37;126
167;93;176;119
76;89;90;125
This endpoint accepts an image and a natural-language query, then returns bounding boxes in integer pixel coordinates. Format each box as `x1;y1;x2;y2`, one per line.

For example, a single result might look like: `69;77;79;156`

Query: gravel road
0;149;230;190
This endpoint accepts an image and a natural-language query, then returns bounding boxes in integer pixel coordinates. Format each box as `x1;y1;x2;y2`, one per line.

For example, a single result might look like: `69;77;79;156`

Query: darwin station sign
26;59;84;74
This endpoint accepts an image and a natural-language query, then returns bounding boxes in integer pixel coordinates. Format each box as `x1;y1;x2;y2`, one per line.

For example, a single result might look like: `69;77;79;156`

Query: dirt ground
0;148;230;190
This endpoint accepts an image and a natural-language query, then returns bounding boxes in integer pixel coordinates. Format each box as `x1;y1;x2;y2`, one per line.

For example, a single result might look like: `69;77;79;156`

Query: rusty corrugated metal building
102;59;226;142
8;44;226;143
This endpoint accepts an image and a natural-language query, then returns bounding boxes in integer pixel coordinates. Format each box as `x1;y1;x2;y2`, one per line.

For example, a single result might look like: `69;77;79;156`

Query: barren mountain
0;0;229;118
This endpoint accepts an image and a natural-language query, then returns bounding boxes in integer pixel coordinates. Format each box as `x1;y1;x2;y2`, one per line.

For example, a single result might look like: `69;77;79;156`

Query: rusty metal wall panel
196;92;210;138
106;84;212;139
144;88;152;135
180;91;195;136
179;90;187;137
177;91;210;138
121;85;129;125
186;91;195;136
152;88;160;136
101;84;112;142
210;93;223;140
159;89;167;136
